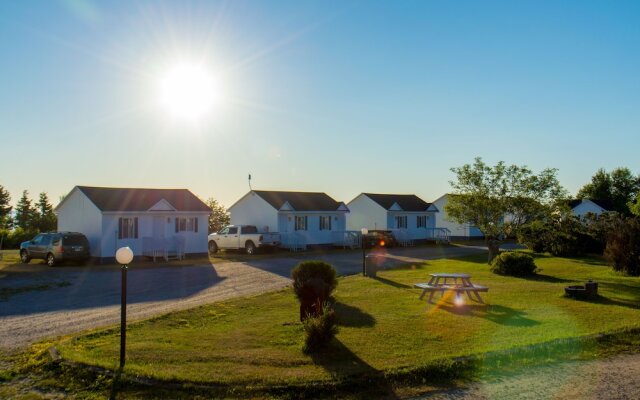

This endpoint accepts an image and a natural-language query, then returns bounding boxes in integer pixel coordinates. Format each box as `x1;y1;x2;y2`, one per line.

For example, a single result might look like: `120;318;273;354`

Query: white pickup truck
208;225;281;255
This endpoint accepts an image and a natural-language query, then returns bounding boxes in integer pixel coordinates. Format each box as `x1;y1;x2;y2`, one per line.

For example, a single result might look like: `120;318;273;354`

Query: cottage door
153;216;165;243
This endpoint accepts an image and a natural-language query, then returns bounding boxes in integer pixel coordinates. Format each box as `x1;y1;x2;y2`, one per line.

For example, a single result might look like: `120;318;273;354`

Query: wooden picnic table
414;273;488;304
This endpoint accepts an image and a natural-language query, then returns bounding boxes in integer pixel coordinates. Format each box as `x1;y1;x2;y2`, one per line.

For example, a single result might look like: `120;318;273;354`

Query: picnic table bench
414;273;488;303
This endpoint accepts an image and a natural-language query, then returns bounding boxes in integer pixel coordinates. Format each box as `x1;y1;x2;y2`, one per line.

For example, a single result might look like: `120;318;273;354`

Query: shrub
0;228;38;250
491;252;538;276
291;261;337;321
519;215;604;257
604;217;640;276
302;303;338;353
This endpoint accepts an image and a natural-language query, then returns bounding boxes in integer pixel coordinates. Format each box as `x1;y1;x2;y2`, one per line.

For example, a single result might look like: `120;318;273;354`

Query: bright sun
158;62;219;122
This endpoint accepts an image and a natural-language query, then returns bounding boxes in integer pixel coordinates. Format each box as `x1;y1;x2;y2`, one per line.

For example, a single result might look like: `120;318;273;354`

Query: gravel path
417;353;640;399
0;245;486;350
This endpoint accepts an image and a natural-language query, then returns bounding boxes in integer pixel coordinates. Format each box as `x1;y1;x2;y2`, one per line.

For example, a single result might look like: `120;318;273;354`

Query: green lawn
57;253;640;389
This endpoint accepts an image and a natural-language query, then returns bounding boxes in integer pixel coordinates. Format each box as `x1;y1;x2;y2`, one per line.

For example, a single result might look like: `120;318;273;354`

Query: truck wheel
20;250;31;264
46;253;56;267
208;241;218;255
245;241;256;255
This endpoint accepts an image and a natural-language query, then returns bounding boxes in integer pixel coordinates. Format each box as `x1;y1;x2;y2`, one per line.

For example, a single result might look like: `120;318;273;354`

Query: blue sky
1;0;639;208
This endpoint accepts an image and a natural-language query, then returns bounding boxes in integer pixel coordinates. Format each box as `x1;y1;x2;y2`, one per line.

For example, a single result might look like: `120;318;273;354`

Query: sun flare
158;62;220;122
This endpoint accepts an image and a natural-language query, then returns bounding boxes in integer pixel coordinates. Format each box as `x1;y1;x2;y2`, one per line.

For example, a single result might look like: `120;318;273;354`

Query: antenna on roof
248;173;252;191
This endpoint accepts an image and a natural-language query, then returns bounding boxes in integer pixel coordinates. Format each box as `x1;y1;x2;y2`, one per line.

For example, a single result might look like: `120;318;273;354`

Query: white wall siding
229;192;279;233
346;194;387;231
389;212;438;240
433;194;483;239
56;189;103;257
280;213;346;245
101;214;209;257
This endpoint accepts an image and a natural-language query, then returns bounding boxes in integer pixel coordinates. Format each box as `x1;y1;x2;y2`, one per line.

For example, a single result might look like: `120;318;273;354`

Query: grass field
55;252;640;392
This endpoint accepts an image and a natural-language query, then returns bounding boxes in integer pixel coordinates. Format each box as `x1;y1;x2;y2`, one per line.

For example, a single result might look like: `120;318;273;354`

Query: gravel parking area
418;353;640;399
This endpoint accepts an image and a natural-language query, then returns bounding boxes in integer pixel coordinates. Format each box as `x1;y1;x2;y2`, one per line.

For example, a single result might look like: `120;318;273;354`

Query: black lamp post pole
362;235;366;277
120;264;128;369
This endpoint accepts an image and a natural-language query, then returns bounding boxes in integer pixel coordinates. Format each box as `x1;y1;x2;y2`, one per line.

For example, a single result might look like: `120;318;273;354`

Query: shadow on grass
372;276;412;289
517;273;574;284
439;304;540;327
108;368;122;400
570;282;640;310
334;302;376;328
310;338;399;399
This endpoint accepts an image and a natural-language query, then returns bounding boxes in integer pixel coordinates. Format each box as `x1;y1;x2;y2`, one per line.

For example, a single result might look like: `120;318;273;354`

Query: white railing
332;231;361;249
423;228;451;243
142;236;185;262
392;229;414;247
279;232;306;252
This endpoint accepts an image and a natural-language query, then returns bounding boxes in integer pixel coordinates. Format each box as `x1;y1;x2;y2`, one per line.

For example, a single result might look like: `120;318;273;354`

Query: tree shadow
309;338;399;399
515;273;574;284
372;276;412;289
333;302;376;328
438;304;540;327
0;265;226;316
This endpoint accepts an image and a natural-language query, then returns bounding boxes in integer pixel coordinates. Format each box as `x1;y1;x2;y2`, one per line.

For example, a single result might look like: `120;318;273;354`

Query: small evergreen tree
206;198;230;233
14;190;36;231
0;185;11;229
35;192;57;232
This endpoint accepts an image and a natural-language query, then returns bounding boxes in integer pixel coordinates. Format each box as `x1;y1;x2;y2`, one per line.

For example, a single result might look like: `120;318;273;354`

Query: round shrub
291;261;337;321
491;252;538;276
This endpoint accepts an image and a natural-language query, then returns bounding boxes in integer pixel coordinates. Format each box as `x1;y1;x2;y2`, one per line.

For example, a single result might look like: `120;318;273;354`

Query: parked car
363;230;398;249
208;225;281;255
20;232;91;266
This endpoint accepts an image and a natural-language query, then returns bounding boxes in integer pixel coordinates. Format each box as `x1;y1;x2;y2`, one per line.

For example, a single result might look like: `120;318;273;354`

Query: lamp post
115;246;134;369
361;228;368;276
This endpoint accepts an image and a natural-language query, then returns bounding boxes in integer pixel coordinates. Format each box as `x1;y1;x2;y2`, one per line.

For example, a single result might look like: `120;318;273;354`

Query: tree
14;190;36;231
35;192;57;232
206;198;230;233
604;216;640;276
446;157;567;263
0;185;11;229
577;167;640;214
629;194;640;217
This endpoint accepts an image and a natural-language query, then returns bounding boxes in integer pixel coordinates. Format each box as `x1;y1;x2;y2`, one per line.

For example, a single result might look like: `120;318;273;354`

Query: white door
153;217;165;240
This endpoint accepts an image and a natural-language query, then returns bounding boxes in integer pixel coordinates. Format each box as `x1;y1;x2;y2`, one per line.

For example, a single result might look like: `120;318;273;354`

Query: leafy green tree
629;194;640;217
604;216;640;276
446;157;567;263
577;167;640;214
206;198;230;234
35;192;57;232
0;185;11;229
14;190;36;231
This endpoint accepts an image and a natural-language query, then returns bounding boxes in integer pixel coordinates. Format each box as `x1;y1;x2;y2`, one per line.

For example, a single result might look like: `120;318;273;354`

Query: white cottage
347;193;442;242
569;199;610;218
56;186;211;261
229;190;349;249
432;194;484;240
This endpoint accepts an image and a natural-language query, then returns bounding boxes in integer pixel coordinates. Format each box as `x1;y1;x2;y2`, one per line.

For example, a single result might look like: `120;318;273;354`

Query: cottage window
417;215;428;228
319;216;332;231
395;215;407;229
295;216;308;231
175;217;199;232
119;217;138;239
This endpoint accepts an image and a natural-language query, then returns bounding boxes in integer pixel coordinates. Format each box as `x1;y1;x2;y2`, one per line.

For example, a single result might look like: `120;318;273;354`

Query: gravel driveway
0;244;485;350
417;352;640;399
